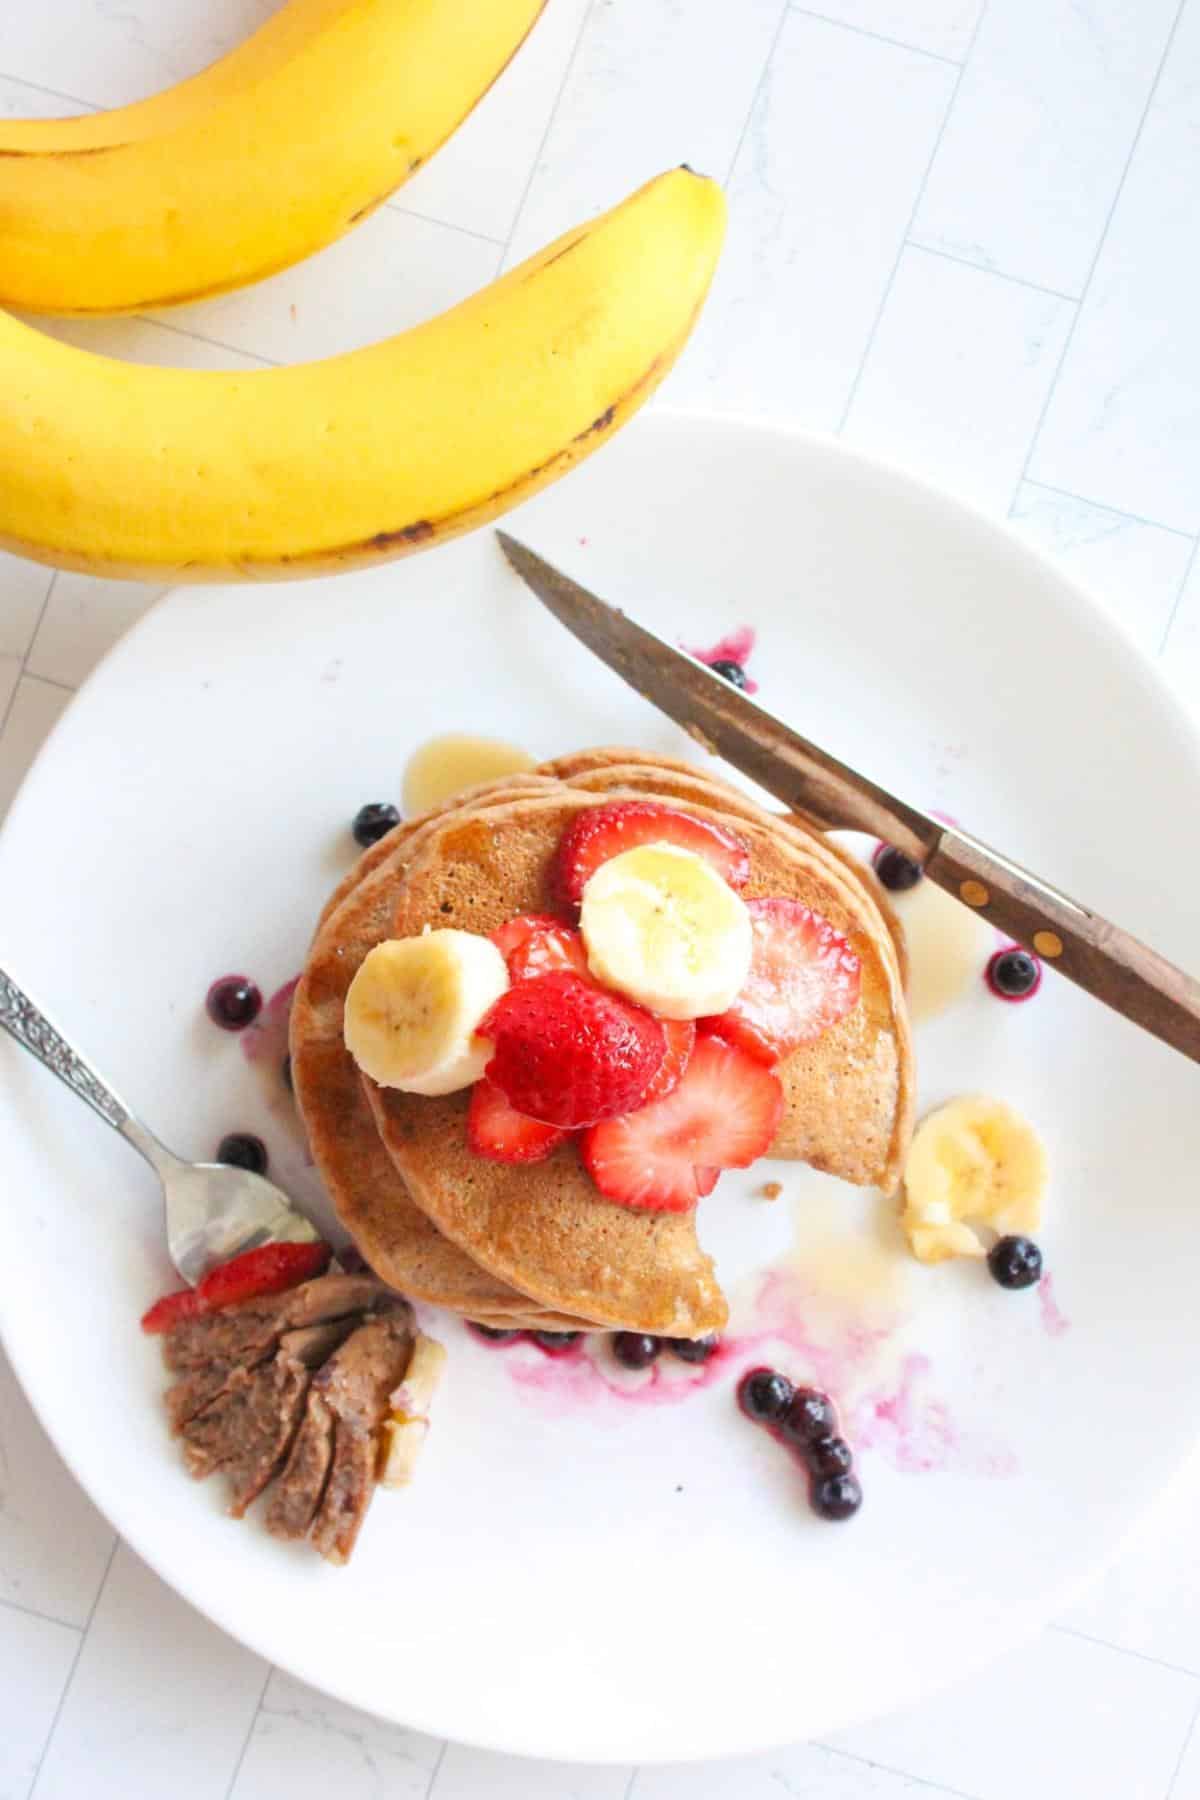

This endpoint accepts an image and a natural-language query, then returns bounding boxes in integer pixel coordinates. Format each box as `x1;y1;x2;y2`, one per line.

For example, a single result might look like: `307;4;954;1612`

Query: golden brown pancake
292;795;596;1327
314;772;560;939
365;788;912;1332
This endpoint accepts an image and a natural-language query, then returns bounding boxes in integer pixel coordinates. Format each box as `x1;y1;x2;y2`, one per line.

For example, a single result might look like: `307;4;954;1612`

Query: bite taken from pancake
291;751;915;1337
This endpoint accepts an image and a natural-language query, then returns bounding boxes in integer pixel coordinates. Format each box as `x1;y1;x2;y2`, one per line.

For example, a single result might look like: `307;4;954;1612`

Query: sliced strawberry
467;1078;570;1164
705;898;860;1065
640;1018;695;1106
140;1287;203;1335
580;1034;783;1212
140;1239;332;1333
479;971;666;1128
553;801;751;913
490;914;591;982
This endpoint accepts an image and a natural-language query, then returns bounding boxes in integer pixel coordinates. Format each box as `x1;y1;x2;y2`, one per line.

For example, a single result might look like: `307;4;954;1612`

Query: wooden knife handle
925;830;1200;1063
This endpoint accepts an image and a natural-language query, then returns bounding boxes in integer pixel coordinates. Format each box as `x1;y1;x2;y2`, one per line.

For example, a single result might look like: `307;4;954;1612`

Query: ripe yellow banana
0;0;546;315
0;167;726;581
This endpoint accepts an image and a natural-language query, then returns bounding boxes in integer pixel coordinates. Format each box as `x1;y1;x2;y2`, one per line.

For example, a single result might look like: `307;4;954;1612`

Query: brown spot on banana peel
0;141;127;157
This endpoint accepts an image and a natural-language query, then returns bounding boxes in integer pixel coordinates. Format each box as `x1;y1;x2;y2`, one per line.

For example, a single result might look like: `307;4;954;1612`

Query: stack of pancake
290;750;914;1337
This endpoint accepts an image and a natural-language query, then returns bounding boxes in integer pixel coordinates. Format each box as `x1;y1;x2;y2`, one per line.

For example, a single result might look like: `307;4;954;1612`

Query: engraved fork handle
0;967;178;1175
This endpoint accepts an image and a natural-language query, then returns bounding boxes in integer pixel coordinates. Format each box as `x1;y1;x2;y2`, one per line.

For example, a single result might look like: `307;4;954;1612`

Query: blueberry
709;658;748;690
668;1333;719;1364
205;975;263;1031
804;1434;853;1479
987;1234;1043;1290
738;1367;794;1425
352;802;402;848
533;1330;582;1354
613;1332;660;1369
281;1054;294;1093
216;1132;268;1175
812;1472;863;1521
781;1386;837;1446
872;844;922;892
470;1322;524;1344
986;947;1042;1001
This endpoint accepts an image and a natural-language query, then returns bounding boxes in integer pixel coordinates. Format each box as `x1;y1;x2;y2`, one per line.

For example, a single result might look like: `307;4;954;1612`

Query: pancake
292;789;597;1328
365;788;913;1333
541;748;908;989
314;771;560;939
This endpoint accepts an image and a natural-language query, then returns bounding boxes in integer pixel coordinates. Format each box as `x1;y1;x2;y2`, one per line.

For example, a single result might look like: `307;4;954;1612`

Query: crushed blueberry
533;1330;582;1354
804;1434;853;1479
872;844;923;892
205;975;263;1031
216;1132;268;1175
987;1234;1043;1290
738;1367;794;1425
709;658;748;690
613;1332;660;1370
352;801;402;848
780;1386;837;1446
667;1333;719;1364
470;1323;524;1344
986;946;1042;1001
812;1472;863;1521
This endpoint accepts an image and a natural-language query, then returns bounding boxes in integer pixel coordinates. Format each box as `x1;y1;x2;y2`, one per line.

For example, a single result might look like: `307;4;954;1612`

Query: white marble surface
2;0;1200;1793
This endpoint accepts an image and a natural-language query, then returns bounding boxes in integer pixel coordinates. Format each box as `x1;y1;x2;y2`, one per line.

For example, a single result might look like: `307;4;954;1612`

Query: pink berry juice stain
1038;1272;1070;1339
683;625;759;693
477;1264;1018;1477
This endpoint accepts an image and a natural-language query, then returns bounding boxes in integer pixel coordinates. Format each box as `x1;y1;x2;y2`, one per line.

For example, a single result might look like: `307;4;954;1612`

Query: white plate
1;412;1198;1765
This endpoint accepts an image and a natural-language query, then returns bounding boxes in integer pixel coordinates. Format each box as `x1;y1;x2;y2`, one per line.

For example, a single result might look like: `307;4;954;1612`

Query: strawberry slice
580;1034;783;1212
490;914;591;982
641;1018;695;1106
467;1078;570;1164
705;898;860;1065
141;1239;332;1333
479;971;666;1128
553;801;751;913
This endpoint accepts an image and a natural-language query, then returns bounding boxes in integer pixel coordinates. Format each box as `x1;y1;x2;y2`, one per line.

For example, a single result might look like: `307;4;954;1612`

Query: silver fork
0;967;321;1285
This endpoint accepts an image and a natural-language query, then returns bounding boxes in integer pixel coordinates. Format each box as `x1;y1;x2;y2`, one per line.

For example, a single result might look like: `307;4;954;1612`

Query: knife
497;530;1200;1065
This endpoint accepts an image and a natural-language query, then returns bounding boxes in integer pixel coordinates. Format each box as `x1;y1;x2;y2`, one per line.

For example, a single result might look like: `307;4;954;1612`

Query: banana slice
580;843;752;1020
902;1095;1047;1264
344;930;508;1096
378;1333;447;1491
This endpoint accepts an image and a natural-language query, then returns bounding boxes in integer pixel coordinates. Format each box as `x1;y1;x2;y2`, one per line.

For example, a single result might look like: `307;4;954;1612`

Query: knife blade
497;529;1200;1064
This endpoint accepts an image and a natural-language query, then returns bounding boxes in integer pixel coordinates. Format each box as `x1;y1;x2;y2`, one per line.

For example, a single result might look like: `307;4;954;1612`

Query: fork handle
926;830;1200;1063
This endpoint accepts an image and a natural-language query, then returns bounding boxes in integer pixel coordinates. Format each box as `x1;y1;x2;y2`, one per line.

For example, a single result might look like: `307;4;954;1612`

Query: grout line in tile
0;1594;82;1638
0;570;55;742
1009;0;1189;512
1158;533;1200;656
423;1736;450;1798
1168;1690;1200;1798
221;1664;273;1800
21;672;76;696
494;0;599;268
835;0;992;434
27;1535;119;1800
1019;478;1197;540
722;0;791;186
1051;1623;1200;1682
382;199;506;248
0;69;97;113
814;1739;981;1799
789;4;965;67
138;314;279;368
904;239;1079;303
